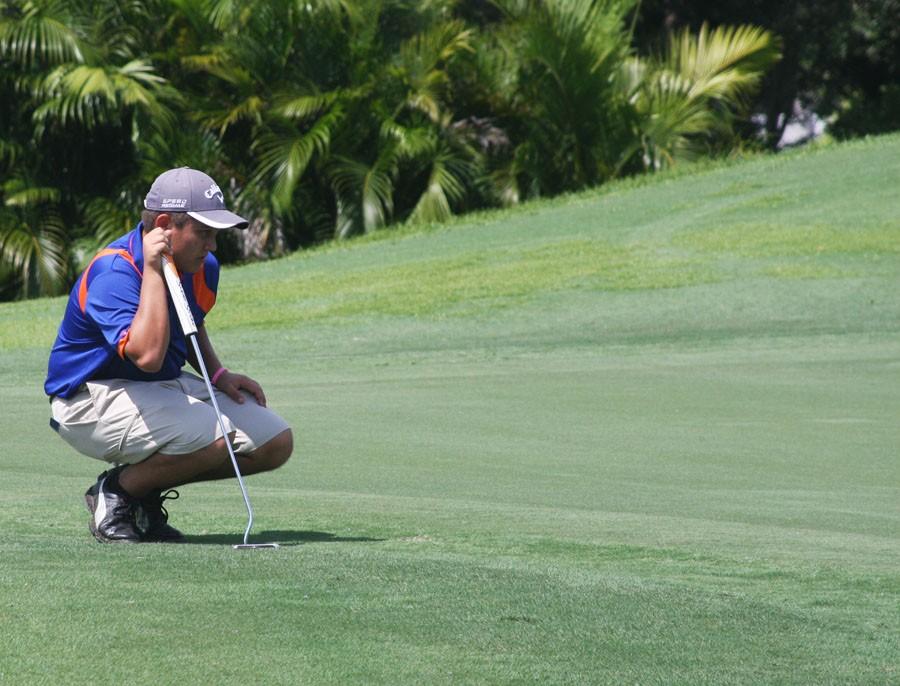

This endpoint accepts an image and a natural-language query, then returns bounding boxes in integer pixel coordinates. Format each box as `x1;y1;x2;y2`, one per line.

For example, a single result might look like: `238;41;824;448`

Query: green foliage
0;0;178;297
633;0;900;145
0;0;780;300
632;23;781;168
491;0;639;194
0;212;68;298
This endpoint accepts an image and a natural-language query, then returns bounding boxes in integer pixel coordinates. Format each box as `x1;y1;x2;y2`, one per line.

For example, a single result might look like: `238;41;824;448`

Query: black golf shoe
140;489;186;543
88;472;143;543
84;464;126;515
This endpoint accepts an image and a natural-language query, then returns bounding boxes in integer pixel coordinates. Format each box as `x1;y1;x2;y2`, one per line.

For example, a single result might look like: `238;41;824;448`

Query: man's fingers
217;373;267;406
229;388;245;404
244;380;266;406
221;382;244;404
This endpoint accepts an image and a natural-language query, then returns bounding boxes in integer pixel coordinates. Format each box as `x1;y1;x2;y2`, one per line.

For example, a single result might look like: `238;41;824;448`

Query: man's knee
256;428;293;471
194;434;234;469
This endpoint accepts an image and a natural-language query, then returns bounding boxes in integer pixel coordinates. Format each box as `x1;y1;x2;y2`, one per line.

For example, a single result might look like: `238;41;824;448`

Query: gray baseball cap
144;167;248;229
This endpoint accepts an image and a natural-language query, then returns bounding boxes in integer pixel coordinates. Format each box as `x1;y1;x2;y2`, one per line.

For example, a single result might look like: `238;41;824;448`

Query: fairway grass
1;135;898;684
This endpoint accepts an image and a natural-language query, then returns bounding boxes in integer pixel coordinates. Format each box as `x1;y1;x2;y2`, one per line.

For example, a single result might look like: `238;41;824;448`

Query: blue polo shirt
45;224;220;399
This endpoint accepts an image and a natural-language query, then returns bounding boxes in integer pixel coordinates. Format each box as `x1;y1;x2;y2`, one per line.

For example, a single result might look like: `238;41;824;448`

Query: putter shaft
187;333;256;546
161;256;275;548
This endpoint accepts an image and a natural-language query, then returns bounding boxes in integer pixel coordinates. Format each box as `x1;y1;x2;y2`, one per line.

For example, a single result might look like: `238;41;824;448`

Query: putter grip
161;256;198;336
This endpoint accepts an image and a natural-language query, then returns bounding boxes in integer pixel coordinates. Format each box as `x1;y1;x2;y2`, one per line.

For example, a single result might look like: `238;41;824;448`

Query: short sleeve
83;267;142;354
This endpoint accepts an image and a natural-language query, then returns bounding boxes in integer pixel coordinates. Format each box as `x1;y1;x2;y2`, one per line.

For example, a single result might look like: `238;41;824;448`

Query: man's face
171;219;217;274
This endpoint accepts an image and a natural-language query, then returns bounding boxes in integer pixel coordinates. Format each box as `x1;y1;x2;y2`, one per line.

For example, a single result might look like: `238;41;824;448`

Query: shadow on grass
182;530;385;547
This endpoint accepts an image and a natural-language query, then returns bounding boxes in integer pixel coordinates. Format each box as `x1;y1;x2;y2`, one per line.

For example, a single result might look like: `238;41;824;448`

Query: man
45;167;293;543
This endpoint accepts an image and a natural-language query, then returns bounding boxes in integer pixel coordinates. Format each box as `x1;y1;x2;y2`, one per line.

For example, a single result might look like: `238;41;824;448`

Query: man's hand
214;370;267;407
143;225;172;273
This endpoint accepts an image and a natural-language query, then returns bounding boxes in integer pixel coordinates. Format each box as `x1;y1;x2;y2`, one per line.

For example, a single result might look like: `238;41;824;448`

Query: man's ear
154;213;171;229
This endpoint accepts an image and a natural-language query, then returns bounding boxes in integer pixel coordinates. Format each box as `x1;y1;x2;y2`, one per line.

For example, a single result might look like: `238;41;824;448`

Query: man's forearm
125;269;171;372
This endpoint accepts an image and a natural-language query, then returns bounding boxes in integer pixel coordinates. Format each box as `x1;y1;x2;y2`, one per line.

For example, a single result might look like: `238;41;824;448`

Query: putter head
233;542;280;549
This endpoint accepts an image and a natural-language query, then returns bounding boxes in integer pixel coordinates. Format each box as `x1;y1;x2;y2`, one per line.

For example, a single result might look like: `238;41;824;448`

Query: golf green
0;135;897;684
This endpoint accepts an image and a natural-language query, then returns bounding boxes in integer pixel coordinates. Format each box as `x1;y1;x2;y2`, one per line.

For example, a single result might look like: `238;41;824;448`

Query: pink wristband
211;367;228;385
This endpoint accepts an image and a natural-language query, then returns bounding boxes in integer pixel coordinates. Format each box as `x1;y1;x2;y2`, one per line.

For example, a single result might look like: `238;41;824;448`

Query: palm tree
0;0;80;297
0;177;68;298
476;2;779;198
328;16;481;234
174;0;359;248
180;0;482;248
0;0;180;298
488;0;639;197
626;23;781;170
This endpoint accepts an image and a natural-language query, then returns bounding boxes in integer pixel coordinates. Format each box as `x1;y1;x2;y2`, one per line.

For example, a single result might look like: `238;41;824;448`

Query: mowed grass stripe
3;495;895;684
2;134;897;348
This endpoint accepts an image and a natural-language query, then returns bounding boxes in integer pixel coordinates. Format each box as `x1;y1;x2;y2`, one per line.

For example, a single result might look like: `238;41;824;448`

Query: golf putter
161;255;278;550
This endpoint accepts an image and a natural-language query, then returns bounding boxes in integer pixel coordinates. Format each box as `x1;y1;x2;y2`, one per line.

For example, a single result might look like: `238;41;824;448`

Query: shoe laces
144;489;179;522
157;489;179;521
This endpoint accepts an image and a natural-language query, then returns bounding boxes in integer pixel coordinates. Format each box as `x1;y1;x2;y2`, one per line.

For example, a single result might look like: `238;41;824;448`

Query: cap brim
188;209;249;229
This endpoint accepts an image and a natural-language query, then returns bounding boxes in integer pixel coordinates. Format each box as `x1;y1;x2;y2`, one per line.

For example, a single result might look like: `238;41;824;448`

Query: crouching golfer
45;167;293;543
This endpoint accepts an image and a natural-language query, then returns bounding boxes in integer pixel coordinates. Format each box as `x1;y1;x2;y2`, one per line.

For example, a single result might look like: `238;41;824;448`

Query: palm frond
2;177;60;207
382;120;437;160
251;104;345;213
57;64;118;101
182;51;253;87
361;160;396;233
32;60;178;132
668;24;781;104
397;20;473;122
138;127;226;183
488;162;521;207
0;137;22;166
0;209;69;298
35;211;69;295
632;23;780;169
327;146;399;238
198;95;265;136
206;0;252;32
616;56;647;104
407;144;476;226
274;91;340;121
495;0;638;190
0;0;84;67
82;196;134;251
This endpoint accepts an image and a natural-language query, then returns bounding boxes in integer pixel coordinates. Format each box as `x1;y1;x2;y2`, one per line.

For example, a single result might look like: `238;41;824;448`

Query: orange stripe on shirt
193;266;216;314
116;329;131;360
78;249;141;313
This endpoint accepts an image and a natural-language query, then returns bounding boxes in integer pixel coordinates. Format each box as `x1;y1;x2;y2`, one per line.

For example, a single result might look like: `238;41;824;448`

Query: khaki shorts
50;372;290;465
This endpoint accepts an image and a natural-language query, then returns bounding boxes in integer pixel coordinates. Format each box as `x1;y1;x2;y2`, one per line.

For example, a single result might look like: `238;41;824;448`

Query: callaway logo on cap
144;167;249;229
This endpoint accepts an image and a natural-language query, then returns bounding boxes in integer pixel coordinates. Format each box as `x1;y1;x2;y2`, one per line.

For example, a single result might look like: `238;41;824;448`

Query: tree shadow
181;530;385;547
